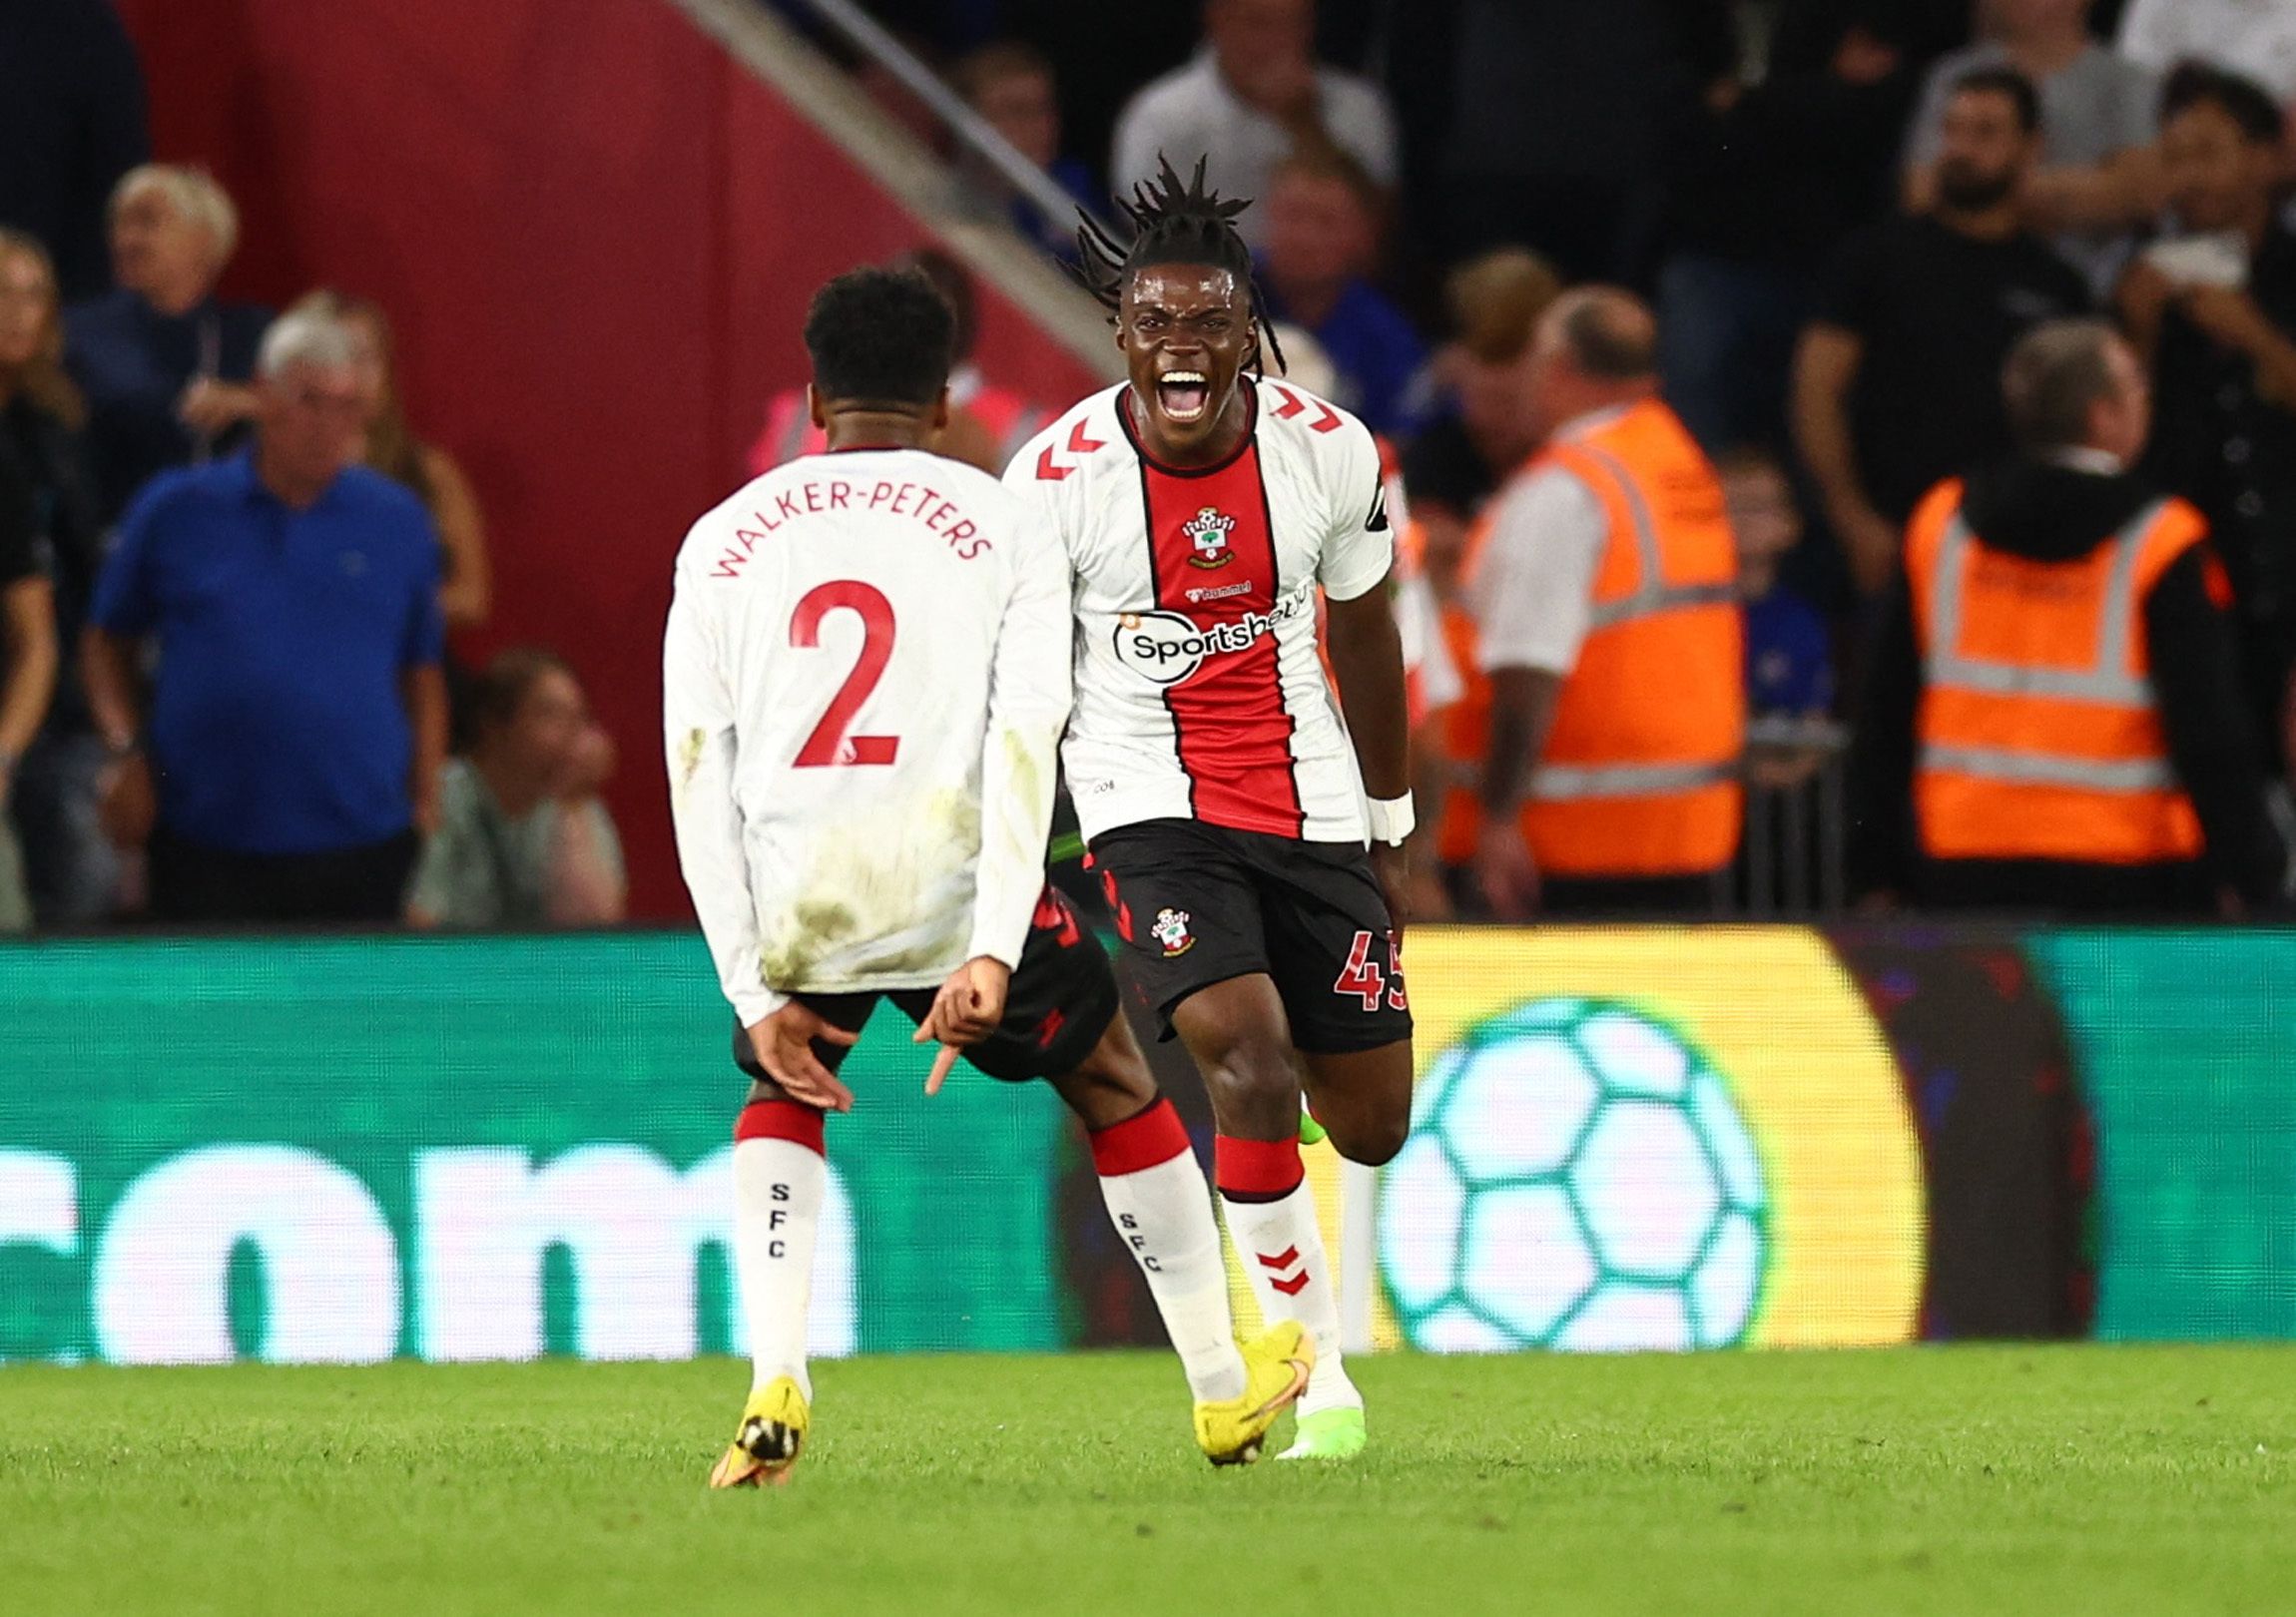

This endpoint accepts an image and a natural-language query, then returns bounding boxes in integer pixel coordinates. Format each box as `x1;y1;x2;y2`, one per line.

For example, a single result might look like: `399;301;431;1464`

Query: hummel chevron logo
1256;1246;1301;1271
1270;1272;1312;1297
1269;385;1343;434
1034;418;1108;480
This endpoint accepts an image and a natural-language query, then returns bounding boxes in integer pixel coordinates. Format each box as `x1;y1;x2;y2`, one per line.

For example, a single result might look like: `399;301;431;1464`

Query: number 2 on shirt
790;580;899;768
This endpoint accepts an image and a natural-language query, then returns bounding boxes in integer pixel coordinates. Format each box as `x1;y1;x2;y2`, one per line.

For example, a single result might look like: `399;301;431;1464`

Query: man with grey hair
81;304;448;923
1109;0;1397;251
67;164;273;522
1850;317;2285;916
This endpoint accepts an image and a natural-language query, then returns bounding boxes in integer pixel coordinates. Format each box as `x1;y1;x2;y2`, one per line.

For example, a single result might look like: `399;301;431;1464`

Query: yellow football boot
1193;1321;1315;1466
708;1375;809;1489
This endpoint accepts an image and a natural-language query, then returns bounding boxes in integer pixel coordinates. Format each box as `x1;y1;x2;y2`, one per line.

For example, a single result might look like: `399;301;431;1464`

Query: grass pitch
3;1347;2293;1616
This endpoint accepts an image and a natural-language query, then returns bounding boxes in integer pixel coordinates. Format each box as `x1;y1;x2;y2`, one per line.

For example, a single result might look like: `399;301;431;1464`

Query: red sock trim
735;1099;826;1156
1215;1133;1303;1199
1088;1097;1191;1178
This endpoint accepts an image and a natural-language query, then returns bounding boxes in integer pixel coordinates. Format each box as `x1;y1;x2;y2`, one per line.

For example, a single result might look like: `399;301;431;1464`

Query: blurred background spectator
17;0;2292;927
1468;288;1744;920
1657;0;1921;454
1850;319;2282;915
1430;0;1696;278
1725;445;1838;727
288;289;492;635
0;228;108;927
405;647;625;930
2121;64;2296;785
66;165;271;525
82;309;446;925
952;41;1101;261
1110;0;1398;249
2116;0;2296;109
1727;440;1841;910
1904;0;2158;295
0;257;62;929
1407;250;1564;901
1404;249;1563;578
1796;66;2091;600
0;0;148;302
1258;149;1427;434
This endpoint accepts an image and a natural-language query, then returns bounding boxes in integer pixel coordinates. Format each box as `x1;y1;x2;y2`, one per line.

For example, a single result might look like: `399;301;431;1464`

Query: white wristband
1367;794;1416;846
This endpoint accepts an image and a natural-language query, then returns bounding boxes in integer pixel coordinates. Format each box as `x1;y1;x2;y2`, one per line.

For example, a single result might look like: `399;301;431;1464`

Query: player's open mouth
1157;371;1210;423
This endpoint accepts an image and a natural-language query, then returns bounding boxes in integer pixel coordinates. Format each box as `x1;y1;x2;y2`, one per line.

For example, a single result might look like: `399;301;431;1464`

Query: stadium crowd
0;3;624;932
821;0;2296;917
5;0;2296;928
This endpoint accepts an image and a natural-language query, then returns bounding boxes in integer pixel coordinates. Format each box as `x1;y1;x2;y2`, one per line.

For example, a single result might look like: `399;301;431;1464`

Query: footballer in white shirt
1004;161;1418;1461
665;269;1311;1487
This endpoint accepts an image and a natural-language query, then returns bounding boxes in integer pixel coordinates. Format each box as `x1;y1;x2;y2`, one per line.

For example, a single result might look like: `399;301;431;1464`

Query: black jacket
1849;455;2285;915
0;395;104;736
0;0;148;301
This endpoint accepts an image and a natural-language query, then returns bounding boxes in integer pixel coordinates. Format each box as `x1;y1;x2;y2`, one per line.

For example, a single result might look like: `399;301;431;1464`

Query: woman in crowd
0;228;104;927
65;166;271;523
287;288;491;632
403;648;623;930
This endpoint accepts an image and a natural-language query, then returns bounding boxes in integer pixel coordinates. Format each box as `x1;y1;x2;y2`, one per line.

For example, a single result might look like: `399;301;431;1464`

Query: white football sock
1091;1099;1247;1403
1221;1180;1361;1417
1099;1163;1248;1404
734;1120;825;1400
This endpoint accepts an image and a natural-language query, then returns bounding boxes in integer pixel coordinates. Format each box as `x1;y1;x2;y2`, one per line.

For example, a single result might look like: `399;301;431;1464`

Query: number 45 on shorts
1334;930;1409;1012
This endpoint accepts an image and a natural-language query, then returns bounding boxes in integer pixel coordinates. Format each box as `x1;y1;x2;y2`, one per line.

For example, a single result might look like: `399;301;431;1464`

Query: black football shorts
733;886;1119;1096
1087;817;1412;1055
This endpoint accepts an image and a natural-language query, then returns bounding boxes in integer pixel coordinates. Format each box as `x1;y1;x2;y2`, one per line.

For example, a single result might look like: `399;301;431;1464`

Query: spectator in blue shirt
83;306;448;925
1258;149;1429;436
1721;445;1836;722
66;166;272;523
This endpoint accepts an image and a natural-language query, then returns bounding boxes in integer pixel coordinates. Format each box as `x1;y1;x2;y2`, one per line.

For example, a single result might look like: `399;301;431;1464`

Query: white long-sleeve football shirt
663;447;1071;1026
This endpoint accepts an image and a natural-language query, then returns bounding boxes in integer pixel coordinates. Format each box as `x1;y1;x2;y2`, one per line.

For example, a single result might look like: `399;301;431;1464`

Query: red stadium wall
110;0;1105;918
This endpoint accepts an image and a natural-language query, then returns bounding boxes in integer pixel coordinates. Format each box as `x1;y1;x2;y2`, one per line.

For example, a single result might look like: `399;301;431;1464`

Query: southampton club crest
1151;906;1196;957
1183;506;1236;569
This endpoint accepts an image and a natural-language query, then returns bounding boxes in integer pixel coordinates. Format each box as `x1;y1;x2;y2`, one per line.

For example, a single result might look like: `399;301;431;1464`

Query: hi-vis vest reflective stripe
1907;481;2205;864
1461;399;1745;877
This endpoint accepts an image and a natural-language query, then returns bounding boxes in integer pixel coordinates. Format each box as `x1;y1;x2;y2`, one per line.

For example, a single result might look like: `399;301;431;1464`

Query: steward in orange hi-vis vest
1470;398;1745;881
1906;480;2206;863
1851;456;2283;915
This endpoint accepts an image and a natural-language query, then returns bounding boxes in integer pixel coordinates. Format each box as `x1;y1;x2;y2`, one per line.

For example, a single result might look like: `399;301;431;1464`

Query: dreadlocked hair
1074;155;1288;380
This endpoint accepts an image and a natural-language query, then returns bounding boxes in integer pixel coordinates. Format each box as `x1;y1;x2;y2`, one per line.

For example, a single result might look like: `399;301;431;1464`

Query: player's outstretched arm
1327;582;1415;924
964;512;1075;975
1326;584;1411;806
1321;419;1413;799
663;568;786;1033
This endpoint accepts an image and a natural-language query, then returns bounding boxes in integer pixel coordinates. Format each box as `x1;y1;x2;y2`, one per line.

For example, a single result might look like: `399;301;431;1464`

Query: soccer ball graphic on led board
1378;998;1770;1352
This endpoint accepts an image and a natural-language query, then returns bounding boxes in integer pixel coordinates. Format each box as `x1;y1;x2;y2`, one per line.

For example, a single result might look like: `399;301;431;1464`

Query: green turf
3;1347;2293;1615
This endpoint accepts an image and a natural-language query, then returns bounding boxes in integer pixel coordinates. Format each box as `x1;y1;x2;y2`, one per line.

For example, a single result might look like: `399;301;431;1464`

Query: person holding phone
2122;64;2296;784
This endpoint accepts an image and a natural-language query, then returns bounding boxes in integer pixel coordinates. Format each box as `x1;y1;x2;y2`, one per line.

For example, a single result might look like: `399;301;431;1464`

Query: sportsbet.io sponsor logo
1378;998;1771;1353
0;1144;857;1365
1113;583;1315;686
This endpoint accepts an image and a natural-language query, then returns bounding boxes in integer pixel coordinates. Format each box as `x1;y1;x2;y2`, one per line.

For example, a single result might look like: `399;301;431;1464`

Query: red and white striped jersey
1003;378;1394;844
